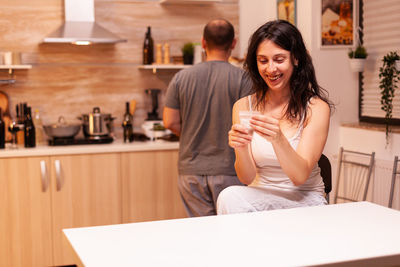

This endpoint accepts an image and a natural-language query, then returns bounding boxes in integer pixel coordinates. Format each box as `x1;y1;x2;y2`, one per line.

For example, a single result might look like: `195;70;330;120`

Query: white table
63;202;400;267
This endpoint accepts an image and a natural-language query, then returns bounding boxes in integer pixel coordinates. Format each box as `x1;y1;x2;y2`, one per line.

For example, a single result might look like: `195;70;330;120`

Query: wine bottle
122;102;133;143
24;106;36;148
0;108;5;149
143;26;154;65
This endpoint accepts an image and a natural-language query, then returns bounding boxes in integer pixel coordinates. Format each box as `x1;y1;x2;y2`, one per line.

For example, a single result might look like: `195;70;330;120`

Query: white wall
238;0;275;57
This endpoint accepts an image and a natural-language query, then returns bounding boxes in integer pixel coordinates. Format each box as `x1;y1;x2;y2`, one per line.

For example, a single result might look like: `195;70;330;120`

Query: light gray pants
178;174;244;217
217;185;327;215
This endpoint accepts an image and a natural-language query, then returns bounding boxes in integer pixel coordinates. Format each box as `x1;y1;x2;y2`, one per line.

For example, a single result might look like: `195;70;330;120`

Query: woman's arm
229;98;257;184
251;98;330;185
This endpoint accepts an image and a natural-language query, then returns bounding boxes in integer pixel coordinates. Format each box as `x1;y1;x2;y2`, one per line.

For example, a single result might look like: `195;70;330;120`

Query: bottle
33;109;44;145
16;103;26;146
156;43;162;64
143;26;154;65
24;106;36;148
163;43;170;64
0;108;5;149
122;102;133;143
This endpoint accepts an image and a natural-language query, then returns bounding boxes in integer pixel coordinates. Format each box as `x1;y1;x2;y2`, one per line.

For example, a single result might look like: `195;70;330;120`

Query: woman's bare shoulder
234;94;255;111
309;97;330;114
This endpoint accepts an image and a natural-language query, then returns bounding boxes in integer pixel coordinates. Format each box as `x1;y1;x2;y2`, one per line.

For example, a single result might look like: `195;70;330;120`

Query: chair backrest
334;147;375;204
388;156;400;208
318;154;332;195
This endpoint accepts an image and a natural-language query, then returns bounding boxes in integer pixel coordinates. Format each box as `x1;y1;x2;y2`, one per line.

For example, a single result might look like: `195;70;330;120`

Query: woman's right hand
228;123;253;149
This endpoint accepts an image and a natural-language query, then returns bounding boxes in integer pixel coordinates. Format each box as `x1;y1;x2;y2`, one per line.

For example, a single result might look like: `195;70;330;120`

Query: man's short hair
203;19;234;51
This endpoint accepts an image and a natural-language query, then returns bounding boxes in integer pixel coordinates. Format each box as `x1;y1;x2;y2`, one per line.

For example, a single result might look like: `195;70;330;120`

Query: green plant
379;51;400;145
348;45;368;59
181;42;194;56
182;42;194;64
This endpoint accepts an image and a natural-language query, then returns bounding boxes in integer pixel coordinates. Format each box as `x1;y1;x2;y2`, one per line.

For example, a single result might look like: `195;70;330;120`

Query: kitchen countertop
0;139;179;158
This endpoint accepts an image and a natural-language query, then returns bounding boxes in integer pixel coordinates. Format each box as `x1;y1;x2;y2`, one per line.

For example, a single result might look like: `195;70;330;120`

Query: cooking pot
78;107;115;139
43;116;81;139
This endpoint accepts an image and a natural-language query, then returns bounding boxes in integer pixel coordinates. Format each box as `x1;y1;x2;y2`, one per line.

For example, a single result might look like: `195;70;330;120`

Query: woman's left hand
250;114;283;143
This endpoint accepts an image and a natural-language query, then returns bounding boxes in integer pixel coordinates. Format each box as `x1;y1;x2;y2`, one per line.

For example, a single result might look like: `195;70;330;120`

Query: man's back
165;60;252;175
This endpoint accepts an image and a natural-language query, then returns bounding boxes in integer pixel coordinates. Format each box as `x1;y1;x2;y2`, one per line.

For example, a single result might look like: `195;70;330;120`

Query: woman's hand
250;114;283;143
228;123;253;149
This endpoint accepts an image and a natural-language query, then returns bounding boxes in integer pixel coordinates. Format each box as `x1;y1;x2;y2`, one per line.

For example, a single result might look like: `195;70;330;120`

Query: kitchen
0;0;399;266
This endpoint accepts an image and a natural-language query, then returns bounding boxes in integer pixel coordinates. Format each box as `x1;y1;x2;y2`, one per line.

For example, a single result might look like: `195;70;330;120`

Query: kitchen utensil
130;100;137;115
145;89;161;120
0;91;9;115
78;107;115;139
43;116;81;138
3;115;12;142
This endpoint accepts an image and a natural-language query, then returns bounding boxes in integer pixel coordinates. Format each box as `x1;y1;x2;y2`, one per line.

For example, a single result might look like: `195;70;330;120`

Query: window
359;0;400;125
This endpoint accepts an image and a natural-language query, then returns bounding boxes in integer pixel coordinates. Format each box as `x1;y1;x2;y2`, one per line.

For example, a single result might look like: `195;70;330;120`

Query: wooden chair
388;156;400;208
334;147;375;204
318;154;332;203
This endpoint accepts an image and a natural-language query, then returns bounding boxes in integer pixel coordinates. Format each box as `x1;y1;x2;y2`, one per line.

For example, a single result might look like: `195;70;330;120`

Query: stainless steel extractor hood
43;0;126;45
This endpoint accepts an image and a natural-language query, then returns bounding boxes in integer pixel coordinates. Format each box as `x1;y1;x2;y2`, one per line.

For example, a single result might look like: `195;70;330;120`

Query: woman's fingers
228;124;252;148
250;115;281;140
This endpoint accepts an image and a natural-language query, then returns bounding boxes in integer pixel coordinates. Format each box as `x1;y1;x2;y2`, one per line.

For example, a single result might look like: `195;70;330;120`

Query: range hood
43;0;126;45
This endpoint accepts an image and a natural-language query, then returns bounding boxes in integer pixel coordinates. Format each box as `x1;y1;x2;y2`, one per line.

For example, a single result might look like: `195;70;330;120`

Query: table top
63;202;400;267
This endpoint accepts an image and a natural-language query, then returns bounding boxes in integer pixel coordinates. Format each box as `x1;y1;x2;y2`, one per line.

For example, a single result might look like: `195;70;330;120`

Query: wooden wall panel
0;0;239;138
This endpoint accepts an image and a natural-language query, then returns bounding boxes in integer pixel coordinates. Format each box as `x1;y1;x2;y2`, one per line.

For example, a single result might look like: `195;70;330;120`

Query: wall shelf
0;64;32;74
159;0;222;4
138;64;192;73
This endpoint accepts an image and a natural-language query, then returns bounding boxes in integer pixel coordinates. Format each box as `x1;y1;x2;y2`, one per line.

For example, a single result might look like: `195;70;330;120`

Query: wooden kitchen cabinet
0;153;122;267
0;157;53;267
50;153;122;266
1;148;183;266
121;150;187;223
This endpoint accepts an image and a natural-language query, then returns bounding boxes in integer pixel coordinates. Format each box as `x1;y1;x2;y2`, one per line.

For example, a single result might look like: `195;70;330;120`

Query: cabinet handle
54;160;62;191
40;160;49;192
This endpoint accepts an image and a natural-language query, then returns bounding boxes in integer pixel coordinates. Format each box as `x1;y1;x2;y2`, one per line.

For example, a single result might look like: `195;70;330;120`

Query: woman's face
256;39;296;94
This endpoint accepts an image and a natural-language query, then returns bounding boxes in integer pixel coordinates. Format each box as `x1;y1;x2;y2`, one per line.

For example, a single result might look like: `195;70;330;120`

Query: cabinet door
0;157;53;267
121;150;186;223
50;153;121;266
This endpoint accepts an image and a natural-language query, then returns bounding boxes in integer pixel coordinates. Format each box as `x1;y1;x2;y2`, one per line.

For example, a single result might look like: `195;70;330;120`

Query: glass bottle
24;106;36;148
122;102;133;143
0;108;5;149
143;26;154;65
33;109;44;145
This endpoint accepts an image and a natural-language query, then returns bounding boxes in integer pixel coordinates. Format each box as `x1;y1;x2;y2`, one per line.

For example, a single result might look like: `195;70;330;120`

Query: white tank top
248;96;325;193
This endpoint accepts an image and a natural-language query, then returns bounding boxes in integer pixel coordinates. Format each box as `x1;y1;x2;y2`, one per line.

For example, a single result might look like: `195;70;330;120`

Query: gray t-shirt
165;61;253;175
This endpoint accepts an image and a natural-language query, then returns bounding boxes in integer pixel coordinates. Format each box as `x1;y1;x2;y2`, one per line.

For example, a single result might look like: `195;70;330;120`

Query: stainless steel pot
78;107;115;139
43;116;81;138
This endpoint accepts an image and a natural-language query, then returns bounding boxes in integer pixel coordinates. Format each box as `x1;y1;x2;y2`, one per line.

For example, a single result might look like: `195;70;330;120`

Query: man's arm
163;107;181;136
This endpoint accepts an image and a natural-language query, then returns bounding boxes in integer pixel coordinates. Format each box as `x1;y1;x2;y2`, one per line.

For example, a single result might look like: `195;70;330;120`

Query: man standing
163;19;253;217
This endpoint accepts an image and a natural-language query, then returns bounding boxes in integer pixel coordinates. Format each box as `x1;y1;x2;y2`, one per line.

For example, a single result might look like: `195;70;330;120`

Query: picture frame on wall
277;0;296;26
321;0;356;48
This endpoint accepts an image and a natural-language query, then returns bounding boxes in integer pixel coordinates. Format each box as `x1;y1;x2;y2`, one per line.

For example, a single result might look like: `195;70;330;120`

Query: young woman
217;20;334;214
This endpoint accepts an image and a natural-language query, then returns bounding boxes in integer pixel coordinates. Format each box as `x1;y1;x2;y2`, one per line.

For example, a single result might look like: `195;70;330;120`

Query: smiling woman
217;20;334;215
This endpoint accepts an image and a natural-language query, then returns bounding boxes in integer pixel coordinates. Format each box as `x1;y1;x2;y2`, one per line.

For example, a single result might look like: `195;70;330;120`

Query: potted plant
182;42;194;65
379;51;400;145
348;45;368;72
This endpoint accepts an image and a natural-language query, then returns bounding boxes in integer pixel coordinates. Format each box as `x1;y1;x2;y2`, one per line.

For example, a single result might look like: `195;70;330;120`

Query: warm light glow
73;40;92;45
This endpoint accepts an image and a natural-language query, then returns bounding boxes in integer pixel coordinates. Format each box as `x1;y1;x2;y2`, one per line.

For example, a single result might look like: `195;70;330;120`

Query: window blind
360;0;400;123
